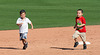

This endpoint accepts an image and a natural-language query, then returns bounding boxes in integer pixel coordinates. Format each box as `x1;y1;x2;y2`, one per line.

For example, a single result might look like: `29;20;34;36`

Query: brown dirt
0;25;100;55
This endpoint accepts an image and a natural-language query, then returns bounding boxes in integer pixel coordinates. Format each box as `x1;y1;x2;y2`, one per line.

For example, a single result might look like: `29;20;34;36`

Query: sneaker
25;42;28;48
83;44;87;49
74;42;79;47
23;45;26;50
23;42;28;50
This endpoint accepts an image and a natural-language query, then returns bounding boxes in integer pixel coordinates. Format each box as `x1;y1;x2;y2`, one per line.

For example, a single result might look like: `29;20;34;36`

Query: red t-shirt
76;16;86;32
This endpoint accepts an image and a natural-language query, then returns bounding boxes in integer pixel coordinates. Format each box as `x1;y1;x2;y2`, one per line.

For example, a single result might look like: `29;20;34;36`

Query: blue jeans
20;32;28;40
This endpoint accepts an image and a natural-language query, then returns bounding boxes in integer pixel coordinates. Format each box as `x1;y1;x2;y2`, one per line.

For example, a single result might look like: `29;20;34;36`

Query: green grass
0;0;100;30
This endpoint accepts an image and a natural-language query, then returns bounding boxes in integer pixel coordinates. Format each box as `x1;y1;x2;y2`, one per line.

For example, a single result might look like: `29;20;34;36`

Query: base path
0;25;100;55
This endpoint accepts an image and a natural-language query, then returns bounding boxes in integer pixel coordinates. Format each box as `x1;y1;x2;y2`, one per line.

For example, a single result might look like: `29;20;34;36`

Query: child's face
77;11;83;17
20;12;26;19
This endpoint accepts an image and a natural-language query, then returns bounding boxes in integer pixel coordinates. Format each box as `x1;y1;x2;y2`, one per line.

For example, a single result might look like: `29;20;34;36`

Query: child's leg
74;38;78;42
22;39;27;45
80;33;87;49
72;31;80;42
72;30;80;47
23;39;28;44
80;33;86;44
22;39;28;50
22;32;28;44
22;39;25;45
20;33;25;45
20;32;28;50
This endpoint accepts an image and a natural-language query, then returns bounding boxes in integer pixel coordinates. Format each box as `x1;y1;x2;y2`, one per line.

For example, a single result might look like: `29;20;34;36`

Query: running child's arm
74;18;77;29
74;24;77;29
77;24;85;27
30;22;33;30
16;23;23;26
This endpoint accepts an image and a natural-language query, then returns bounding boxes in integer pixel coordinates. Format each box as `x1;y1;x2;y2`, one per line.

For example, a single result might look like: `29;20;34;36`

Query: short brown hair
20;10;26;14
77;9;83;13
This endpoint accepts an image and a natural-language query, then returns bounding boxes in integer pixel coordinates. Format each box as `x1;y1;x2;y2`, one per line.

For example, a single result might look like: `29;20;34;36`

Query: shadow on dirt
0;47;22;50
50;47;81;50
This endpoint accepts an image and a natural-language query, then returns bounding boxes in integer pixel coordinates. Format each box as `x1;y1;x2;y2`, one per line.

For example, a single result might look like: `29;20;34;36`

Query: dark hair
77;9;83;13
20;10;26;14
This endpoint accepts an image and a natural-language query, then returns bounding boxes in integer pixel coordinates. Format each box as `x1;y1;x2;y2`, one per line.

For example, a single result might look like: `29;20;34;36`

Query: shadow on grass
0;47;22;50
50;47;81;50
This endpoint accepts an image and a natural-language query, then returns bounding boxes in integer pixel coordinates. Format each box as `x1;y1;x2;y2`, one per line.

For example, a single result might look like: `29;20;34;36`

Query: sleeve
27;18;31;24
16;18;20;24
82;17;86;24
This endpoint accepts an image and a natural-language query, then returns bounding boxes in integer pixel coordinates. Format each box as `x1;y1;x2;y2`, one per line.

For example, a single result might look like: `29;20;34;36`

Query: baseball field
0;0;100;55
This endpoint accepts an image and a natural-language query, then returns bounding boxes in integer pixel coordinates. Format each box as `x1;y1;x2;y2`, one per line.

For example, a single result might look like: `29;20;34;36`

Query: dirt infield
0;25;100;55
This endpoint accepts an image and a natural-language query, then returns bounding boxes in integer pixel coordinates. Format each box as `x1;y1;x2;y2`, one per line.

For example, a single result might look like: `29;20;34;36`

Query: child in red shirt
73;9;87;49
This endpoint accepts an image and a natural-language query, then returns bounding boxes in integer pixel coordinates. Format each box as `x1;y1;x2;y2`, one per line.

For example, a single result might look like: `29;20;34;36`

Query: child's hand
19;23;23;26
20;23;23;25
31;26;33;30
17;23;23;26
31;28;33;30
77;25;81;27
74;26;77;29
74;26;76;29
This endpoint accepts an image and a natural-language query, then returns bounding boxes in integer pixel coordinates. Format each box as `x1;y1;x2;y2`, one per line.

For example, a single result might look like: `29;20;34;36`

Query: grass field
0;0;100;30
